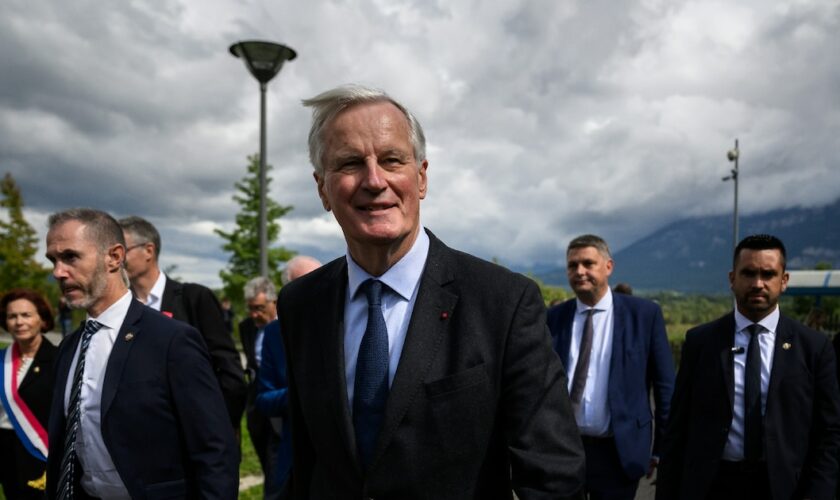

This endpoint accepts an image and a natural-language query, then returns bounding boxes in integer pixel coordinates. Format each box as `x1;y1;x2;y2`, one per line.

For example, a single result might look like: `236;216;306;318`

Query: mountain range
528;198;840;293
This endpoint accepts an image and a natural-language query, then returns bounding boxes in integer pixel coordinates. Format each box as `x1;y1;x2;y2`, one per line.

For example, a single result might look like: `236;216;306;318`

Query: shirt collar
734;303;780;334
576;288;613;315
148;272;167;306
87;291;133;331
346;228;430;301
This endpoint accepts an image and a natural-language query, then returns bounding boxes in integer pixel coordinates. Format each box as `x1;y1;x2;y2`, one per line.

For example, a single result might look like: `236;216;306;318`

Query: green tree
0;172;51;296
215;155;295;306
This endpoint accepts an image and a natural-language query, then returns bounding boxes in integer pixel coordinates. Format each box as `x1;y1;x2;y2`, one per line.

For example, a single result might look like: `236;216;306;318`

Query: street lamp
229;40;297;278
722;138;740;249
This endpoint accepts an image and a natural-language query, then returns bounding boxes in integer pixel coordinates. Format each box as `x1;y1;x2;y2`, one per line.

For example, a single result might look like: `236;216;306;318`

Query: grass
238;414;265;498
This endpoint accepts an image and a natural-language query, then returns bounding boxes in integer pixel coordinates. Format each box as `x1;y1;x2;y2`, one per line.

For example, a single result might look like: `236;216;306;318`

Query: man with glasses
239;276;279;477
119;216;247;431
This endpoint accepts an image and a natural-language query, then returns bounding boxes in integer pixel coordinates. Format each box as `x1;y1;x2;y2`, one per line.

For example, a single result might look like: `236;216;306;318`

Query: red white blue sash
0;344;48;461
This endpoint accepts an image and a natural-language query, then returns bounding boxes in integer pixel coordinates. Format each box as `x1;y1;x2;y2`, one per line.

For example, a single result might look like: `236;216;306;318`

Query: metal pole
258;82;268;278
733;138;739;248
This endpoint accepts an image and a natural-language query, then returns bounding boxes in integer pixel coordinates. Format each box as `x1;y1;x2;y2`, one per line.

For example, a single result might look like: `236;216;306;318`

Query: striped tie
57;320;103;500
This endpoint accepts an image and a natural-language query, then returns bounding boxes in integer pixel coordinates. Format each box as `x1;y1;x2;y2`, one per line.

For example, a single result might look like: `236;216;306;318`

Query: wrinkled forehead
47;219;89;244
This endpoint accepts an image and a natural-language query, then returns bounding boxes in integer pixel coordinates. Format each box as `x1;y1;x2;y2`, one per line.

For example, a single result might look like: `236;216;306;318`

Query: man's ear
107;244;126;272
314;171;331;211
418;159;428;200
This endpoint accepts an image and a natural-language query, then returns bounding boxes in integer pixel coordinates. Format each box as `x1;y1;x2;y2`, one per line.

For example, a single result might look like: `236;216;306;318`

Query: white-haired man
278;85;585;499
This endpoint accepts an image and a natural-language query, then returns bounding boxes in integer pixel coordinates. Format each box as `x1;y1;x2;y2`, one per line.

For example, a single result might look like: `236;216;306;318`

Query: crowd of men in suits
36;83;840;500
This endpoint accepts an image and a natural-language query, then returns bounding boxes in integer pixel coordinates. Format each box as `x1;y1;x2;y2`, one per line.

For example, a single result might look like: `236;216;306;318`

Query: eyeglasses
125;242;149;252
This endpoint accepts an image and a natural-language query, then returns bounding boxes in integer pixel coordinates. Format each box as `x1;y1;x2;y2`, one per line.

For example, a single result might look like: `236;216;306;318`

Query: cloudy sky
2;0;838;287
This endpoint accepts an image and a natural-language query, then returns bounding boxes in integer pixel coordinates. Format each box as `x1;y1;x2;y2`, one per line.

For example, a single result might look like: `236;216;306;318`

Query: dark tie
570;308;594;405
57;320;103;500
744;323;764;462
353;279;390;467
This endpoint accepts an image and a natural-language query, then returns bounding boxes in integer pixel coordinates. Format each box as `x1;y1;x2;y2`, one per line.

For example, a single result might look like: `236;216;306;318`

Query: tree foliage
0;172;51;297
216;155;295;306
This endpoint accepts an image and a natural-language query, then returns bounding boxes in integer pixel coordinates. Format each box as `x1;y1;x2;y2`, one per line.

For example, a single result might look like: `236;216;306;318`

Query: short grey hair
281;255;322;284
243;276;276;302
302;84;427;175
48;208;126;252
118;216;162;259
567;234;612;259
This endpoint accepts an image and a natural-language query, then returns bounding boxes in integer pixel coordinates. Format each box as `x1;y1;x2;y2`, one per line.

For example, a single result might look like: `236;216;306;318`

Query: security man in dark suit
119;216;247;430
657;234;840;500
279;84;585;499
45;208;238;499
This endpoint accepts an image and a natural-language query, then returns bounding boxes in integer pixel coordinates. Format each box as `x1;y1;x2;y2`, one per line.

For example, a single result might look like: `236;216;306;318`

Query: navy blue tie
353;279;390;468
744;323;764;462
57;320;103;500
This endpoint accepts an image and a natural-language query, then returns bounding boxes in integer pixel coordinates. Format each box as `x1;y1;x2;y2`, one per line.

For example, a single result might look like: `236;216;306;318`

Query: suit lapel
766;315;795;412
160;277;186;319
370;233;459;469
556;302;576;367
18;340;52;392
718;313;737;411
315;258;360;472
52;326;84;418
100;300;143;417
608;294;627;405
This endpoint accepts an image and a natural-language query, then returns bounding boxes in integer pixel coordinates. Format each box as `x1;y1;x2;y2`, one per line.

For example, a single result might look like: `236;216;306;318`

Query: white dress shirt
64;291;133;500
566;289;615;436
142;271;167;311
722;305;779;461
344;229;429;407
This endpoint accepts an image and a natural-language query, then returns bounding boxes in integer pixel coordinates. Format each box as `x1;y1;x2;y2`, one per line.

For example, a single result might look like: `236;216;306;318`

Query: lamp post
722;138;740;249
229;40;297;278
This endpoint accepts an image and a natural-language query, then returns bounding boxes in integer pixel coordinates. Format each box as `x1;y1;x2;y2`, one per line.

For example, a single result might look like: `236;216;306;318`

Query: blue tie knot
362;279;383;307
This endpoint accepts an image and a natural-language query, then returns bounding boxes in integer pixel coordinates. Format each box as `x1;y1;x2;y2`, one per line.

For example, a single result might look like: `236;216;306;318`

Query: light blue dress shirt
344;229;430;408
722;305;779;461
567;289;615;436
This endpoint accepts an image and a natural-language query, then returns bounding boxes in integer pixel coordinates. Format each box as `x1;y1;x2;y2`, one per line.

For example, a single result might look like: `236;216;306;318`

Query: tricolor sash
0;344;48;461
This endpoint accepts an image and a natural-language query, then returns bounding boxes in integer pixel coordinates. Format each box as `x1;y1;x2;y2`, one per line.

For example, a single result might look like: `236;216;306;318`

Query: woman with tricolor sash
0;289;58;499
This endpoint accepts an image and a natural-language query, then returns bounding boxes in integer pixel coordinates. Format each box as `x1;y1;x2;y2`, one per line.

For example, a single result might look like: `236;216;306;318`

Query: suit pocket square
425;363;488;398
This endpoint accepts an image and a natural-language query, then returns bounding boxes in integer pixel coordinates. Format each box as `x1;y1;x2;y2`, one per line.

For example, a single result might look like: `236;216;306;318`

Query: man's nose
52;262;68;280
361;158;387;190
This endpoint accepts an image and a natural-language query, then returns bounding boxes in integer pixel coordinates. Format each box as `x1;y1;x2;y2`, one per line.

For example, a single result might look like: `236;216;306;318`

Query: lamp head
230;40;297;84
727;148;739;162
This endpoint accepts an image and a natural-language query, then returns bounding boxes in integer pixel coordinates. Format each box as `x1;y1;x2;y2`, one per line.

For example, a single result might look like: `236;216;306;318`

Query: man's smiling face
314;100;427;258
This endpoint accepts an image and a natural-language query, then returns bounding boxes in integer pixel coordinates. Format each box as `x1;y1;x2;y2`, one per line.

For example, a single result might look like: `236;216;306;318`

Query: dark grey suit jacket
278;230;585;499
657;312;840;500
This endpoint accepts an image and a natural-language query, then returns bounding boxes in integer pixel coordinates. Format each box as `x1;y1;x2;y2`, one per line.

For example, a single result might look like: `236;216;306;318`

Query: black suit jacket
18;338;58;432
160;276;247;427
46;299;239;499
279;230;585;499
657;312;840;500
5;338;57;488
